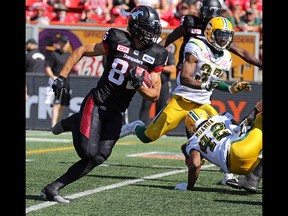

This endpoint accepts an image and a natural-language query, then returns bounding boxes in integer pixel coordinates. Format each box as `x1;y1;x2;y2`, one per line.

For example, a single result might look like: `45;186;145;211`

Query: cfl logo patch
117;45;130;54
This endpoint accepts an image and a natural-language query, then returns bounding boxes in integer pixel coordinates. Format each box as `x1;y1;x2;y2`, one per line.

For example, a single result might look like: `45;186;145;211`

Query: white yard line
26;164;215;214
26;137;72;143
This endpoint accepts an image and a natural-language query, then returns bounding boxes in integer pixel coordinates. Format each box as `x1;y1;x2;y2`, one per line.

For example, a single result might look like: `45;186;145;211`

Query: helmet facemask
200;0;222;23
133;21;162;45
209;29;234;51
204;17;234;52
202;6;222;22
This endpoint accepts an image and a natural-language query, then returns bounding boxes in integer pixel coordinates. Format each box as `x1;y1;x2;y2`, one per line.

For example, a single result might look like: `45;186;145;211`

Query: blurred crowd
26;0;262;62
26;0;262;32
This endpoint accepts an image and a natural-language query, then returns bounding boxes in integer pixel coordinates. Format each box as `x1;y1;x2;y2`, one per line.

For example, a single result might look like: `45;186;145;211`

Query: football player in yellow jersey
120;17;251;143
175;99;262;193
119;16;252;188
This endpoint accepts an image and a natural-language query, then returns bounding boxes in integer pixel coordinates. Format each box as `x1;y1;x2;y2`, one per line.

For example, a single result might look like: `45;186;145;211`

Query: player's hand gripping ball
142;70;153;89
130;66;153;89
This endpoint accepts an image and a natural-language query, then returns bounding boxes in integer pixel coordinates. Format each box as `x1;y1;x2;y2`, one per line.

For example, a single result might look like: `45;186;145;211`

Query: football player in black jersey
159;0;262;76
40;5;168;203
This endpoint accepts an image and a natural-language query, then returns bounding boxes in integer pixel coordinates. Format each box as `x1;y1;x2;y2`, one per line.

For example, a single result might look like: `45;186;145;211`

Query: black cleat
52;121;65;135
40;182;70;203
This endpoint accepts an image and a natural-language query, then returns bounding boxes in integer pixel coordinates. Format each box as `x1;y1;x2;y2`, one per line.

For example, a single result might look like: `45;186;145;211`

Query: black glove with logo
129;66;145;89
52;76;68;99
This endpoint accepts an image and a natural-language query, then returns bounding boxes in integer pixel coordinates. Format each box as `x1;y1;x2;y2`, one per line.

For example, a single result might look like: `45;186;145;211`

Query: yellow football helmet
204;16;234;51
185;108;209;135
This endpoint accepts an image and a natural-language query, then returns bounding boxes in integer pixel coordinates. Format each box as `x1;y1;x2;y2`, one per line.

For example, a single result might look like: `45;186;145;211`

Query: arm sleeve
215;81;230;92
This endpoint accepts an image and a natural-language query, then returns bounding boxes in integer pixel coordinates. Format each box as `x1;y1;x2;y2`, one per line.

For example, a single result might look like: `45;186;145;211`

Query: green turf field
26;130;262;215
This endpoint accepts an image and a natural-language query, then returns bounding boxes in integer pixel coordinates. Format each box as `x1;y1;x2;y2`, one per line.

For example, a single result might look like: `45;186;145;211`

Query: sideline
26;164;215;214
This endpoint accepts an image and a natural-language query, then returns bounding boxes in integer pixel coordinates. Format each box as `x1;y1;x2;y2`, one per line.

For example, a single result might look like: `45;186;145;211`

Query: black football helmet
200;0;222;24
127;5;162;46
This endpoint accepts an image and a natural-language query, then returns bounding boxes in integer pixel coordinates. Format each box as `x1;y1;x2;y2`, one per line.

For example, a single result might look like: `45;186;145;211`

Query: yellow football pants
229;114;262;175
144;95;218;140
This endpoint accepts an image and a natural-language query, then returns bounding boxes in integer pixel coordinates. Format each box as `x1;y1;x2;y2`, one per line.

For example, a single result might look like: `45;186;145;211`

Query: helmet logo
131;10;144;19
151;20;160;25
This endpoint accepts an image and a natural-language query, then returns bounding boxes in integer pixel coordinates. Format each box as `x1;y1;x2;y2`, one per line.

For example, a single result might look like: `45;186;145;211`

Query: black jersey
46;49;71;76
91;28;168;113
178;15;205;69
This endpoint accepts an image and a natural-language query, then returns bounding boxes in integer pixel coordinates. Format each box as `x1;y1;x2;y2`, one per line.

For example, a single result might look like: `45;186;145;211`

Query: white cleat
119;120;145;138
221;173;238;187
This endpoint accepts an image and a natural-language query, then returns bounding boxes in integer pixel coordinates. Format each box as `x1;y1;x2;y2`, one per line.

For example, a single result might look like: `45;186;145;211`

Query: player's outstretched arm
216;80;252;94
158;26;184;47
229;43;262;69
240;99;262;126
59;42;105;78
187;149;202;190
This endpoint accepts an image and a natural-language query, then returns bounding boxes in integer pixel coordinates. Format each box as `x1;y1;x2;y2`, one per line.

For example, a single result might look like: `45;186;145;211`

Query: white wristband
201;83;207;90
228;86;233;94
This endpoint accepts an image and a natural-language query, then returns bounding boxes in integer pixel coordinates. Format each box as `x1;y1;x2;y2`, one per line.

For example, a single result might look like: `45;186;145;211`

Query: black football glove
129;66;145;89
241;107;259;127
52;76;68;99
238;107;260;136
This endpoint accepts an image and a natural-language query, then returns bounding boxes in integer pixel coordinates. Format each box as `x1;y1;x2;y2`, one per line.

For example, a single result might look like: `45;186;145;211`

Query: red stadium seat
65;0;84;9
26;0;42;7
66;12;82;21
43;11;57;20
90;14;106;24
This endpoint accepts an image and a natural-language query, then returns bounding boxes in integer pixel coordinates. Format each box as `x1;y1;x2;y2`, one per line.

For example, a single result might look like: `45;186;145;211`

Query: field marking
26;147;74;154
26;138;72;143
26;164;215;214
26;137;141;145
128;151;184;160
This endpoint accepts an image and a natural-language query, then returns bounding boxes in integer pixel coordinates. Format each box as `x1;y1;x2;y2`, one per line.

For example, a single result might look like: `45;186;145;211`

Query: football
142;70;153;89
134;66;153;89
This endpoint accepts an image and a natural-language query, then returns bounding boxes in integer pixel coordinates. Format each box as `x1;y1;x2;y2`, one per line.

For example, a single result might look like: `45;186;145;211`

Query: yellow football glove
229;81;252;94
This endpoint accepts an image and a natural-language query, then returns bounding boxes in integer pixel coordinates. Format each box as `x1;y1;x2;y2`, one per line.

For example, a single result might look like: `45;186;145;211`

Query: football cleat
226;177;241;189
52;121;65;135
119;120;145;138
40;182;70;203
238;174;260;194
221;173;239;186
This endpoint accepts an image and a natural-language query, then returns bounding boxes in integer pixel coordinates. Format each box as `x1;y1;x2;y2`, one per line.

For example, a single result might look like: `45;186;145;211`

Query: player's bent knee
136;127;153;143
93;154;106;165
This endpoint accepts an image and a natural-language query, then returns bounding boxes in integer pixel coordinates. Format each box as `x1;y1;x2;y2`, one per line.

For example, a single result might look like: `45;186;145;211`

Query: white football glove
238;119;251;136
174;182;188;190
229;81;252;94
202;77;223;91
